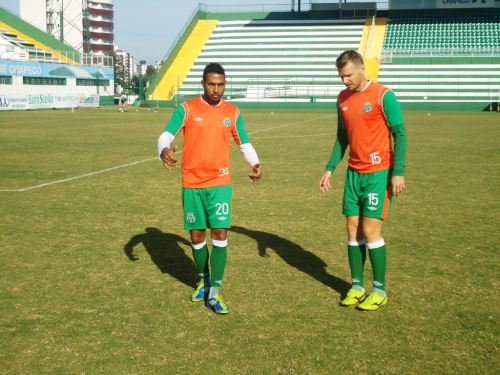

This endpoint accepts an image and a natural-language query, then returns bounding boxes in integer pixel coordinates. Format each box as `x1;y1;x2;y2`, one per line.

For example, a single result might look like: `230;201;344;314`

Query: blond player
319;50;407;311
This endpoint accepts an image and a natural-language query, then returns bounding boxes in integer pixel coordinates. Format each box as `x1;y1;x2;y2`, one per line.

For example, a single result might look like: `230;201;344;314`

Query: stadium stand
0;7;80;64
148;17;364;103
383;13;500;51
181;19;364;102
145;5;500;110
379;10;500;110
155;20;218;102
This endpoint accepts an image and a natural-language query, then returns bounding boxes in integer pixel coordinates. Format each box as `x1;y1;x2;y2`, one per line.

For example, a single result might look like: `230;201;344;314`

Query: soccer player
119;93;128;112
319;50;407;311
157;62;262;314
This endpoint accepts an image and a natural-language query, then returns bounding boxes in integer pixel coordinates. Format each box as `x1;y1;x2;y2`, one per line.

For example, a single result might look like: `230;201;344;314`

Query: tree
143;65;156;84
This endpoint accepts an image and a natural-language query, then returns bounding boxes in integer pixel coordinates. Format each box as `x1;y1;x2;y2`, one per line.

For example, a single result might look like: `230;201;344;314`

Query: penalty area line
0;157;157;192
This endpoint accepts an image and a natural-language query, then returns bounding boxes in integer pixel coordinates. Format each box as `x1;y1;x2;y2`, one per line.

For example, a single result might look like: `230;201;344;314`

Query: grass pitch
1;106;499;374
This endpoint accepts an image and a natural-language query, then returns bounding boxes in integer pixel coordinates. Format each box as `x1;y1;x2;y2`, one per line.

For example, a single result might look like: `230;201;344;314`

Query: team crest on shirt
222;117;231;127
186;212;196;223
363;103;372;113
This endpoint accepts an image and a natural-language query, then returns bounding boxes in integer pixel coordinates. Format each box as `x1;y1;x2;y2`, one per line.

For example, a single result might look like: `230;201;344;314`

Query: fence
380;48;500;63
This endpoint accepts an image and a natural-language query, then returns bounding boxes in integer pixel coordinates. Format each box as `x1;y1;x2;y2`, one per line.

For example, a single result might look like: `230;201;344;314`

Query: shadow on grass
124;227;197;288
229;225;350;296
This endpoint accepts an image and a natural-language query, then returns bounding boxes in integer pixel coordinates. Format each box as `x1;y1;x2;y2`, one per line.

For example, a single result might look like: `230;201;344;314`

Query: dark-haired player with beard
158;63;262;314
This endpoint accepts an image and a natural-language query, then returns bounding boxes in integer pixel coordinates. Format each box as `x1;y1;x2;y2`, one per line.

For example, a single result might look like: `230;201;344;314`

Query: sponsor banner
0;59;113;79
78;94;100;108
0;94;85;110
28;93;79;109
54;94;79;108
0;95;29;110
437;0;495;9
28;94;74;109
0;45;29;61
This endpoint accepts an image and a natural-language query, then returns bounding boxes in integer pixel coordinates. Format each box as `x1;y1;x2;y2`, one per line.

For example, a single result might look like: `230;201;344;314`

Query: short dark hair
335;50;364;69
203;62;225;81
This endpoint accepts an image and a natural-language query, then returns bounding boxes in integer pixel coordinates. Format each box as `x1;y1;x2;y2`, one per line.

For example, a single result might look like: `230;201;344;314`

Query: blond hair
335;50;364;69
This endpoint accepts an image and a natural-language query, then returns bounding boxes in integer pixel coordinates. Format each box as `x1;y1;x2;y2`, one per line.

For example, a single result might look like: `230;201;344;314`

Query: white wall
19;0;84;52
1;76;113;97
19;0;46;30
61;0;84;52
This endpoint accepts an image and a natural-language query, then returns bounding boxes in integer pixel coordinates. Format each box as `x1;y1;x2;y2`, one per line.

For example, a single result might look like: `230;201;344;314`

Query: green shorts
182;185;233;230
342;168;394;220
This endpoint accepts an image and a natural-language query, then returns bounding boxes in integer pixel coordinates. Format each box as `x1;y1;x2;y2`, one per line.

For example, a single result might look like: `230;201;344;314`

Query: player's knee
211;228;228;241
362;228;382;243
190;230;206;244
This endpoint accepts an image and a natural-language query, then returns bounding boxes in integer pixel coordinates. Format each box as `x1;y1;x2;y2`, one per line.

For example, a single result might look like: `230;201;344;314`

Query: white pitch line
1;114;335;192
248;114;334;135
0;158;157;192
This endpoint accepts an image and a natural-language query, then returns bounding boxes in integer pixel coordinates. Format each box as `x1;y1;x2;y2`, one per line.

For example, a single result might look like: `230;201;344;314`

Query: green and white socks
209;239;227;299
191;240;210;285
348;238;387;297
367;238;387;297
191;239;228;299
347;240;366;293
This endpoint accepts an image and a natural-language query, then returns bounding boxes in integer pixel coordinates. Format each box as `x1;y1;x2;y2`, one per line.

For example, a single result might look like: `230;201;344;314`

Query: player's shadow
124;227;197;288
229;225;350;295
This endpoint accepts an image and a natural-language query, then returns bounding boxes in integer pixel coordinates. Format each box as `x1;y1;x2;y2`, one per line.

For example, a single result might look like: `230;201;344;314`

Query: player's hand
161;145;178;170
391;175;405;197
319;171;332;193
249;163;262;183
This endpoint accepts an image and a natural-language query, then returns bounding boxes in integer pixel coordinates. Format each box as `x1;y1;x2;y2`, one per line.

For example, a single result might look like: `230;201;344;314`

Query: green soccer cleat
357;291;388;311
190;282;209;302
206;294;229;314
340;288;367;306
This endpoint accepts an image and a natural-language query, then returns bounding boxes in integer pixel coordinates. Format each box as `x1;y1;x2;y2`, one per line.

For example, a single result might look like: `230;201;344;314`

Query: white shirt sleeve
157;131;175;160
239;143;260;167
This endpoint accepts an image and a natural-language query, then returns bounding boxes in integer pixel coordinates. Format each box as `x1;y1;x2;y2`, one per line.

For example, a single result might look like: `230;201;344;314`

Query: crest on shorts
363;103;372;113
222;117;231;127
342;200;347;209
186;212;196;223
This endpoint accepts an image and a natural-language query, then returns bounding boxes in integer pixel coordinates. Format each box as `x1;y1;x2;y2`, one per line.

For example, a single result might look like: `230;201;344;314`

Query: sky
0;0;387;65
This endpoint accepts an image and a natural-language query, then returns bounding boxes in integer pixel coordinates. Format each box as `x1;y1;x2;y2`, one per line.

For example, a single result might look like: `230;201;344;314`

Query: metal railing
205;3;306;13
313;0;389;11
380;48;500;63
1;29;113;66
160;4;208;64
80;54;113;67
176;77;345;101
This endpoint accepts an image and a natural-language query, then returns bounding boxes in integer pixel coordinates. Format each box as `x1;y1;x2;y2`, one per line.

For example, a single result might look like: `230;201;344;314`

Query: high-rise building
83;0;114;54
19;0;114;55
114;45;136;81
